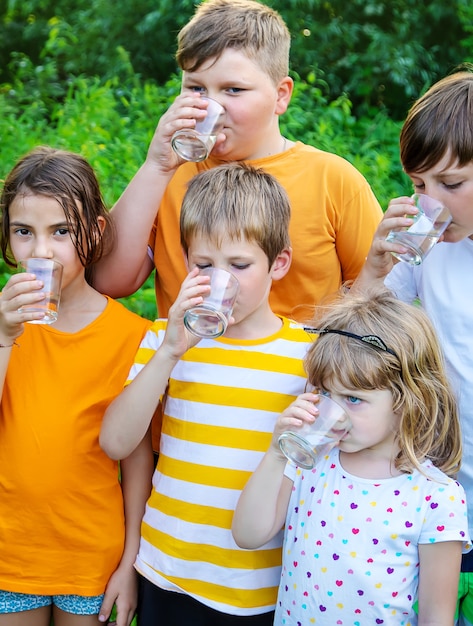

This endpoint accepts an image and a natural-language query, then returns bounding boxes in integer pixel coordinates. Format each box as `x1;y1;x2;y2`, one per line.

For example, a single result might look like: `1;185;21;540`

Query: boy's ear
270;246;292;281
275;76;294;115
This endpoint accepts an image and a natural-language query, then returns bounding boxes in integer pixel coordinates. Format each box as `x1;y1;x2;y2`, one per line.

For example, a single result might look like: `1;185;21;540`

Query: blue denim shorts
0;589;104;614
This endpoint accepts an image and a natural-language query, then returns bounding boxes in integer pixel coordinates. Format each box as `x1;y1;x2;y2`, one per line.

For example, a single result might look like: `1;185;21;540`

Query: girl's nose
32;240;54;259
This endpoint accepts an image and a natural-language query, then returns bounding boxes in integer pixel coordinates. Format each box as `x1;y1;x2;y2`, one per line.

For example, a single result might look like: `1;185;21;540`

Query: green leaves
2;0;472;119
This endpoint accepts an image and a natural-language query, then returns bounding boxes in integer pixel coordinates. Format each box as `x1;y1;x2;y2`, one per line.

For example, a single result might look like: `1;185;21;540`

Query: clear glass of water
385;194;452;265
278;394;351;469
171;97;225;162
183;267;239;338
18;258;63;324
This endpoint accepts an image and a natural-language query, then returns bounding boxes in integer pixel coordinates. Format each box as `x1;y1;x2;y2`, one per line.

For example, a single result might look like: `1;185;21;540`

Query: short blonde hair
180;162;291;268
176;0;290;85
305;288;461;477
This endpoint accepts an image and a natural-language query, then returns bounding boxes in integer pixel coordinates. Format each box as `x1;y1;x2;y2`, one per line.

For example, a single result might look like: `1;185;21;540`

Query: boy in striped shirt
100;163;314;625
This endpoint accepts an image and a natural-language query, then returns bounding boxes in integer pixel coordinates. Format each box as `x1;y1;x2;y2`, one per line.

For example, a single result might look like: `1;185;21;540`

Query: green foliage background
1;0;473;321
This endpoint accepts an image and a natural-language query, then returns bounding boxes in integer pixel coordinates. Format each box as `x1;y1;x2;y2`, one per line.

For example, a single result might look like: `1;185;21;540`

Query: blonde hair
176;0;290;85
305;288;461;477
400;67;473;173
180;162;291;267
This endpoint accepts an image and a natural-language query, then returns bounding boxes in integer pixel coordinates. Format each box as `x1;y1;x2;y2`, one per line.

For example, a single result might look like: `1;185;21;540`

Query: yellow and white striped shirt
127;316;314;616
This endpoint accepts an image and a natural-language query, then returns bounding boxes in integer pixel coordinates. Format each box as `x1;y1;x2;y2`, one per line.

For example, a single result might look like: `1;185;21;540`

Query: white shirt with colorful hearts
275;449;470;625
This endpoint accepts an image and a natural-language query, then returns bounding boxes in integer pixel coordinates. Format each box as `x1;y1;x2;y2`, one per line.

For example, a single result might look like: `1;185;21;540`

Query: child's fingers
177;92;212;114
282;407;316;426
182;269;212;298
278;396;319;427
170;271;210;316
6;290;46;317
148;95;209;168
98;598;113;623
272;408;316;452
3;272;42;291
376;202;418;238
362;201;419;264
173;100;208;124
386;195;416;211
0;275;46;320
160;94;209;138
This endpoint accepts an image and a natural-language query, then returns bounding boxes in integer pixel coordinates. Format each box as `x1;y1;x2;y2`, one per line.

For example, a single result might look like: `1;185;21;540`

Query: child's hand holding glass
147;93;225;172
278;393;351;469
356;197;419;285
162;267;213;357
0;270;52;341
269;392;320;457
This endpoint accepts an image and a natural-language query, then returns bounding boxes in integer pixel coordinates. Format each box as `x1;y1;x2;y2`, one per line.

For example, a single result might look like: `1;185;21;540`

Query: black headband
314;328;398;358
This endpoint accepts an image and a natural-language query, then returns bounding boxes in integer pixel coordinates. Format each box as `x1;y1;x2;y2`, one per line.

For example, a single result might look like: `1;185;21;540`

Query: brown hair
180;162;291;268
400;68;473;173
176;0;290;85
305;288;461;477
0;146;113;279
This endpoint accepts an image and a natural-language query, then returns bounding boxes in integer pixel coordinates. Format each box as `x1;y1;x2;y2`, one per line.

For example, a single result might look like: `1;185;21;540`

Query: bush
275;0;471;118
1;0;472;119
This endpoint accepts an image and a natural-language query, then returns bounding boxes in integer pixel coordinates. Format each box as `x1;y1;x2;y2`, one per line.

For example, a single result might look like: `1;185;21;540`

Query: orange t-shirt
150;142;383;322
0;297;151;596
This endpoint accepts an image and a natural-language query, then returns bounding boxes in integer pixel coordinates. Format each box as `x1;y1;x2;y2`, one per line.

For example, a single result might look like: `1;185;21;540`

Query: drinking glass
18;258;63;324
183;267;239;338
385;194;452;265
279;394;351;469
171;97;225;162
